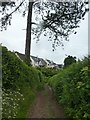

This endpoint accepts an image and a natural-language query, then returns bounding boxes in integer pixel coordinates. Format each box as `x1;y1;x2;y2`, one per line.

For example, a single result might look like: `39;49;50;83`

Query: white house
14;52;63;69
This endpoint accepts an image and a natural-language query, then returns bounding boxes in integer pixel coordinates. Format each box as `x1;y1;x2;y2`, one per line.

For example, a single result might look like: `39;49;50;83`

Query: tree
25;2;34;64
0;0;39;64
64;55;76;67
0;1;89;64
33;1;89;50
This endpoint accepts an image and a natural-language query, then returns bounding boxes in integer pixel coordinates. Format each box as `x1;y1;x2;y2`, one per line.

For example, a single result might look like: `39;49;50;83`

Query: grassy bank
2;46;44;118
48;57;90;119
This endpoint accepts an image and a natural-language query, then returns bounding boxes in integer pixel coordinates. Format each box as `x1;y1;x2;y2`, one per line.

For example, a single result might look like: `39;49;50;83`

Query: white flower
13;106;16;109
23;98;24;100
9;110;11;113
15;94;17;97
20;94;23;97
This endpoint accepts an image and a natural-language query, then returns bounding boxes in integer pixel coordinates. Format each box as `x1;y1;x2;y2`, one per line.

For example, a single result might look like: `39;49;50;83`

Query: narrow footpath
28;84;65;118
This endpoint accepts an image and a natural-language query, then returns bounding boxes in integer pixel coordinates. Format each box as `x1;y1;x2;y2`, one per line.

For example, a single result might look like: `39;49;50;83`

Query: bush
49;56;90;119
2;46;44;118
36;67;60;83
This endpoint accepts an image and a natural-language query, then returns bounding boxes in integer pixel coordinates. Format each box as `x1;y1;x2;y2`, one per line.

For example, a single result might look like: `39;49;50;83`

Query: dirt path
28;84;65;118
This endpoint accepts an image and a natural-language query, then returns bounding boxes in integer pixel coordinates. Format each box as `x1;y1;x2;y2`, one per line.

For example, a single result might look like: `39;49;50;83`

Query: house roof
31;56;47;66
39;58;47;66
46;59;56;65
31;56;39;63
15;52;47;66
15;52;25;61
14;52;63;68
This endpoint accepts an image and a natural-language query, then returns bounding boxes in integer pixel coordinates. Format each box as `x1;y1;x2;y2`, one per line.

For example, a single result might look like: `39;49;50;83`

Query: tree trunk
25;2;34;65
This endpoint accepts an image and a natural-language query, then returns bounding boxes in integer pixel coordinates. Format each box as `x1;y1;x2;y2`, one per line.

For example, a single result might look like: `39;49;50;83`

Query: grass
17;87;36;118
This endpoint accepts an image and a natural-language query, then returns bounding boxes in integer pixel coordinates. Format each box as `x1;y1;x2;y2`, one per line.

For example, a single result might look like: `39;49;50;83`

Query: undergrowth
49;56;90;119
2;46;44;118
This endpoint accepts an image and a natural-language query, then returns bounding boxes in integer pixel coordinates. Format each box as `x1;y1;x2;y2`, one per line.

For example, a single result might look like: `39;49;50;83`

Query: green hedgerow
49;56;90;119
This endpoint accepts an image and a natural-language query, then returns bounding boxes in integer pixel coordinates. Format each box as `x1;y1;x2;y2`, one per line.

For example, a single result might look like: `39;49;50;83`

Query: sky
0;6;88;64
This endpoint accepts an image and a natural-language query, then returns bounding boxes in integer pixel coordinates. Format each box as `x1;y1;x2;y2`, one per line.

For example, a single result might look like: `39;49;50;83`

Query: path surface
28;84;65;118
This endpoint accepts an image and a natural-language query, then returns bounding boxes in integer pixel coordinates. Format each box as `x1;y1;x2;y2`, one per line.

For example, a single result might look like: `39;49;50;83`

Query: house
15;52;24;62
14;52;63;69
31;56;47;67
57;64;63;69
45;59;56;68
14;52;47;67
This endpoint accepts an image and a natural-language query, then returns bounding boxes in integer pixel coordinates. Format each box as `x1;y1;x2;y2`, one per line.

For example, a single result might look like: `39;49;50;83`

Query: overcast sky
0;9;88;64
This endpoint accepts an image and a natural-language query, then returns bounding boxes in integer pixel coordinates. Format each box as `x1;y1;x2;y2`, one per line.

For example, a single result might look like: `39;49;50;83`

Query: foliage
2;88;24;118
0;1;89;49
2;46;44;118
0;0;25;30
49;56;90;119
36;67;60;82
64;55;76;67
33;1;89;50
37;67;59;77
0;1;89;65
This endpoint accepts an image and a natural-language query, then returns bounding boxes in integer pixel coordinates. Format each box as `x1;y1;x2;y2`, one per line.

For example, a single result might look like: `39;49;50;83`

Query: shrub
36;67;60;83
49;56;90;119
2;46;44;118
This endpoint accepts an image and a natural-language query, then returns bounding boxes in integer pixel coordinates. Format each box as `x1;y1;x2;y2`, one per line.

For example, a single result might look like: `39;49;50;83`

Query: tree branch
0;0;25;21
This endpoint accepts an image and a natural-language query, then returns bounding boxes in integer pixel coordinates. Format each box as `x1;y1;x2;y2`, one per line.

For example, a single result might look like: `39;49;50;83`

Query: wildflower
23;98;25;100
20;94;23;97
